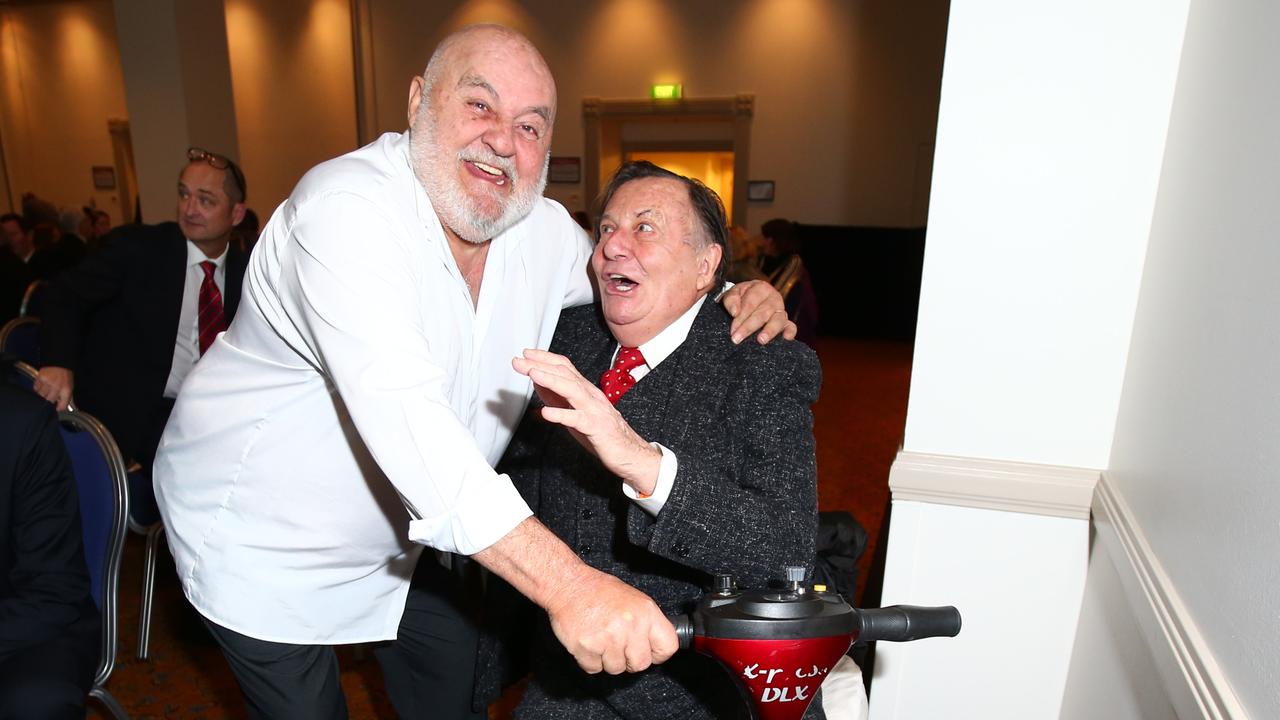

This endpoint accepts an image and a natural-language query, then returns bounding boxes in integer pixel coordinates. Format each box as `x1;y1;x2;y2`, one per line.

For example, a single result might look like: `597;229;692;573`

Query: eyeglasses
187;147;247;202
188;146;231;169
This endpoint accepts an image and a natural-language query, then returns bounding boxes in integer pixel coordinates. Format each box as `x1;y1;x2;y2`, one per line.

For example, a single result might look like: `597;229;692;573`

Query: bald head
421;24;556;126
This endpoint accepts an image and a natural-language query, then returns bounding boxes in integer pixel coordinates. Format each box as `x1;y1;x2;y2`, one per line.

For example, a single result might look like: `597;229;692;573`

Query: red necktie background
197;260;226;356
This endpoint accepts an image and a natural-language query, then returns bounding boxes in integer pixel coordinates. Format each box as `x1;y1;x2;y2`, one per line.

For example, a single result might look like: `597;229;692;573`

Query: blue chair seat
0;316;41;367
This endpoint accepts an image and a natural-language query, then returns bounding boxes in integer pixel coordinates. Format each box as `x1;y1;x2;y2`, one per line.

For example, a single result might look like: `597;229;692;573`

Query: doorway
107;119;139;224
582;95;754;228
625;150;735;220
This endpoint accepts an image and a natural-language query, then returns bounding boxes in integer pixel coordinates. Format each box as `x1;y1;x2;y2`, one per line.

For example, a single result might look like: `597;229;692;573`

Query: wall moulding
581;94;753;227
888;451;1099;520
1092;474;1247;719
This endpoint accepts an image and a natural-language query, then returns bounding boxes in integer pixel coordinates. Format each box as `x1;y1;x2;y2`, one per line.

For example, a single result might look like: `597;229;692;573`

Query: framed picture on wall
92;166;116;190
548;157;581;184
747;180;774;202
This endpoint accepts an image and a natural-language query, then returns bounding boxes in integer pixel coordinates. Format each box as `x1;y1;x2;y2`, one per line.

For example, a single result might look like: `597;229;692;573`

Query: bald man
154;24;793;719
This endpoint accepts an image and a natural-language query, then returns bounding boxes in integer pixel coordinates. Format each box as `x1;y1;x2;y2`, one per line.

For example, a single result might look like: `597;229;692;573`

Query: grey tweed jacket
479;299;824;720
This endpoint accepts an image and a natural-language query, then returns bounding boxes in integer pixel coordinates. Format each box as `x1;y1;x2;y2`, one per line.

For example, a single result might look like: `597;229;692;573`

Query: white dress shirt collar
185;239;228;268
617;293;709;373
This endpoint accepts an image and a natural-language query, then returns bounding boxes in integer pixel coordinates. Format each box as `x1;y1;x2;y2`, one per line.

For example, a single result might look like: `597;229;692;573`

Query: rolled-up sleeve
276;191;531;555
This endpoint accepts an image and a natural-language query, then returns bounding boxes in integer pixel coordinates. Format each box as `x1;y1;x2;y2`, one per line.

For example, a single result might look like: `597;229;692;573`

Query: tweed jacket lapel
577;316;618;397
613;298;731;443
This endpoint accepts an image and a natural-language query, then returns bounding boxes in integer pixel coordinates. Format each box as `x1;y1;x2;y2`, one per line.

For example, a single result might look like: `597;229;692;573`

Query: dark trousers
205;553;485;720
0;621;97;720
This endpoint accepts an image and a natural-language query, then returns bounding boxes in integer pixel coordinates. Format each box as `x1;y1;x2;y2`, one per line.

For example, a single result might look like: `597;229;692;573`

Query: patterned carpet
91;336;914;719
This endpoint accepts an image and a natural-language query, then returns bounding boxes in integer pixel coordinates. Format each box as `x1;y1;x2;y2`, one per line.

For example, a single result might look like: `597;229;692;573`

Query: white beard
410;102;549;243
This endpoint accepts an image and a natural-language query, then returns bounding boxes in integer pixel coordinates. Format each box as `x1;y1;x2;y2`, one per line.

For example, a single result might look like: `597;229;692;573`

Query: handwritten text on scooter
742;663;830;703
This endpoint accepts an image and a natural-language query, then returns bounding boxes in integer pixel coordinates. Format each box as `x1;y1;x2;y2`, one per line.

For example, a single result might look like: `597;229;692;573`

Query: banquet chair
4;359;75;411
130;464;164;661
20;279;49;317
0;316;40;367
5;358;161;659
58;409;131;720
767;254;805;298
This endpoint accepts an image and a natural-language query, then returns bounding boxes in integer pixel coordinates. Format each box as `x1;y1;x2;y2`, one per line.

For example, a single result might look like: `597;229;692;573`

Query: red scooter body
693;634;852;720
671;570;961;720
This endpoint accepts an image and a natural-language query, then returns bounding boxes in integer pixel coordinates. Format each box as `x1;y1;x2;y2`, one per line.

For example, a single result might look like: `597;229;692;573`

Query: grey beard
410;108;550;243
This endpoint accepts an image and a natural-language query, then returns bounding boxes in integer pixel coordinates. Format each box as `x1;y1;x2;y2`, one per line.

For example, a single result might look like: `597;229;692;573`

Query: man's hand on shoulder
33;366;74;411
720;280;798;345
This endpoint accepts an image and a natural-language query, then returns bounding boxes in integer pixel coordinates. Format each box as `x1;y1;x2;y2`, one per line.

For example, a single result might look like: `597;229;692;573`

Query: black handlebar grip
669;613;694;650
855;605;961;644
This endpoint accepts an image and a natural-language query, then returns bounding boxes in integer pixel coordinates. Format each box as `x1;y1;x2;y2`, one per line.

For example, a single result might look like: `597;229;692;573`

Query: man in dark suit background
32;148;249;472
0;214;27;323
0;212;69;322
0;379;100;719
483;161;823;719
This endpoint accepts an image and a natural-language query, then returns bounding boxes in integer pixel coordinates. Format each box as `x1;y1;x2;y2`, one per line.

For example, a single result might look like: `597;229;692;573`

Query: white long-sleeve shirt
154;132;593;644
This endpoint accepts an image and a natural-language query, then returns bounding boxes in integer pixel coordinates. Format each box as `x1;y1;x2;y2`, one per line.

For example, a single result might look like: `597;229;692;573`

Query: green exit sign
650;83;683;100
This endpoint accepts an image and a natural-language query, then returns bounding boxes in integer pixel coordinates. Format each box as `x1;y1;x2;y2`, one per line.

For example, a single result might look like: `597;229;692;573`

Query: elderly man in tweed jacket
480;161;823;719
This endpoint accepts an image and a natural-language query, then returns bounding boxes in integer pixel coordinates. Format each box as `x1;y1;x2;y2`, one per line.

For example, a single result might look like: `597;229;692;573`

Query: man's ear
695;243;724;293
231;203;247;227
407;76;426;128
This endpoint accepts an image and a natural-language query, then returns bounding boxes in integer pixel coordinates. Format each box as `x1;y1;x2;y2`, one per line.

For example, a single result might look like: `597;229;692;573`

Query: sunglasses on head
187;147;247;201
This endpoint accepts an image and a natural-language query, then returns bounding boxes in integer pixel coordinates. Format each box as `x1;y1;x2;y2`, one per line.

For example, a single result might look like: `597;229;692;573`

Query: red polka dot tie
600;347;646;405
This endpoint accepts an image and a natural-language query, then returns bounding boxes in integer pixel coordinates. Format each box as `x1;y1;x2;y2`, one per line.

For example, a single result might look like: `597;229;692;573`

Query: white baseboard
888;451;1098;519
1092;473;1247;719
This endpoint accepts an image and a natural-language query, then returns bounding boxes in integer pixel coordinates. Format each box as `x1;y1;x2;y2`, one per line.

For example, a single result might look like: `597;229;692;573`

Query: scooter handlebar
667;603;961;649
670;613;695;650
855;605;962;644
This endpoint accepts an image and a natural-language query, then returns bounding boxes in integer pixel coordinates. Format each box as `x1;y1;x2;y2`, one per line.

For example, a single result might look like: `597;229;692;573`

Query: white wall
1104;0;1280;714
875;1;1192;717
903;0;1189;469
361;0;947;228
1059;532;1177;720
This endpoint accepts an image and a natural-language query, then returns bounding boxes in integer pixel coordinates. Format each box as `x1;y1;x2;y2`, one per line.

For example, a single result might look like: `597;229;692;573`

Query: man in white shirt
153;23;793;720
484;161;821;718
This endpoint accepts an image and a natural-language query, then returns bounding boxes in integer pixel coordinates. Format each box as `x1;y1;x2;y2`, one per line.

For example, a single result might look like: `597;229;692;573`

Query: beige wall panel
225;0;357;216
0;1;129;221
363;0;946;228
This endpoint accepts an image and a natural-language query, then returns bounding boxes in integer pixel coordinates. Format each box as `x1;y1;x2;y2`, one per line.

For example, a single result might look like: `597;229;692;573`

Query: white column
869;455;1094;720
113;0;238;223
870;0;1189;715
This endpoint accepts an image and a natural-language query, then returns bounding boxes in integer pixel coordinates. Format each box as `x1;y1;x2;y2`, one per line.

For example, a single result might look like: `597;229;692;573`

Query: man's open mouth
606;273;638;293
468;160;508;186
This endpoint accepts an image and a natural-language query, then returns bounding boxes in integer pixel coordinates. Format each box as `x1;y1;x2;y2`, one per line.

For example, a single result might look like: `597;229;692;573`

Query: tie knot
600;347;646;405
199;260;217;279
613;346;645;372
